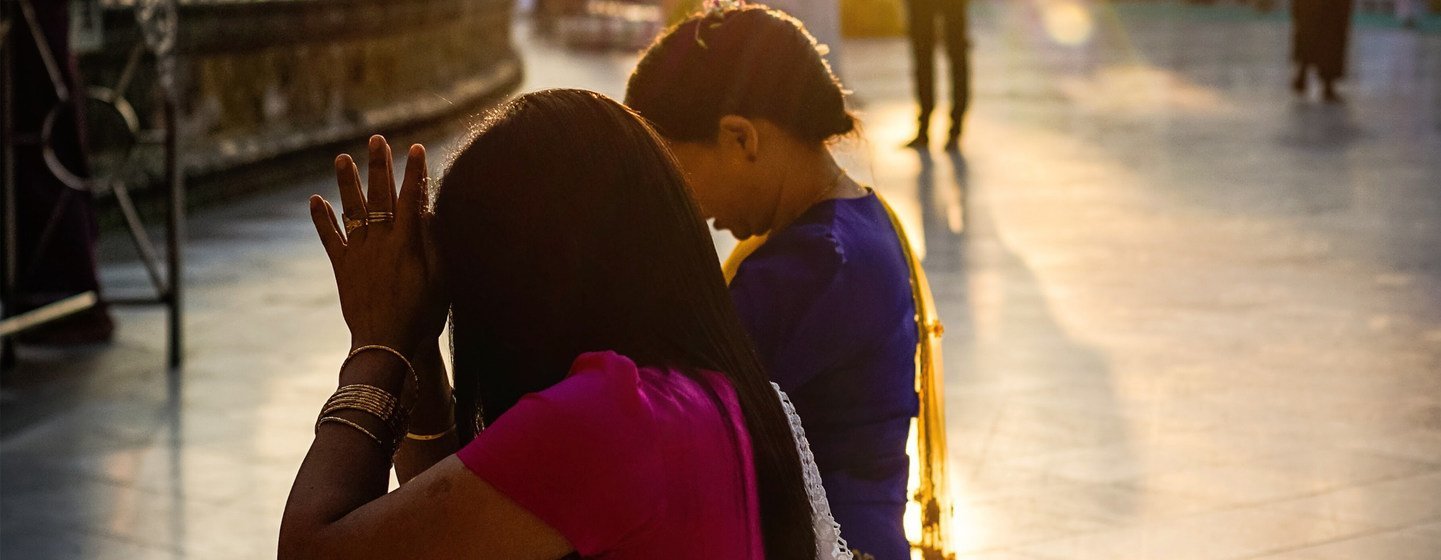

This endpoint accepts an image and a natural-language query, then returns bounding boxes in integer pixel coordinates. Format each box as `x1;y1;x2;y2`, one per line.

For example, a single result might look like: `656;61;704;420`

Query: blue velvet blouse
728;192;919;558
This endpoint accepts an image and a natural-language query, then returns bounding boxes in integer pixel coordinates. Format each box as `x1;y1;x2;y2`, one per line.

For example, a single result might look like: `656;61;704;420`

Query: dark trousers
1291;0;1353;81
906;0;970;136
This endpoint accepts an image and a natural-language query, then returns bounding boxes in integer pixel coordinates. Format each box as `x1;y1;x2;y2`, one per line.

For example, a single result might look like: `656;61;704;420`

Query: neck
767;147;863;235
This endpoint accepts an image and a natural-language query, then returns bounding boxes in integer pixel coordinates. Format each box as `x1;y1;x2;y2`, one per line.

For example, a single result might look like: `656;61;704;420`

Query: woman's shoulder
457;351;667;491
533;351;727;424
550;351;644;394
524;351;652;422
456;351;669;555
738;195;897;287
741;208;848;288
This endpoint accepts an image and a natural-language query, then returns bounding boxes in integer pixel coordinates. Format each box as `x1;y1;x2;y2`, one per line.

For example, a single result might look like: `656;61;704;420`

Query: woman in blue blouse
628;6;923;558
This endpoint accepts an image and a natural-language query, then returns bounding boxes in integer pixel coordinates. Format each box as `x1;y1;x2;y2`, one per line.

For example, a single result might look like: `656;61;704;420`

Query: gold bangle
405;425;456;441
332;345;421;452
344;345;416;376
317;416;387;450
330;384;399;409
319;385;398;422
321;398;393;416
343;345;421;414
324;389;396;409
320;399;393;422
318;384;408;451
324;390;394;408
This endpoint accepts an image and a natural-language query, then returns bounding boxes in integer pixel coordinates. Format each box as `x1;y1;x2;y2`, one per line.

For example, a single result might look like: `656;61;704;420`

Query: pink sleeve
455;352;663;555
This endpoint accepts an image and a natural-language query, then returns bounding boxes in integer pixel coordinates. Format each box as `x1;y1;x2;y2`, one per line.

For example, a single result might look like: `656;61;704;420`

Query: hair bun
628;5;859;144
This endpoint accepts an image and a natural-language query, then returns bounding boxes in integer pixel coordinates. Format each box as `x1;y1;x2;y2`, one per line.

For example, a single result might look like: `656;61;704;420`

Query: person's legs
1292;61;1310;95
1290;0;1310;95
1321;73;1343;103
1317;0;1352;103
905;0;938;147
940;0;970;149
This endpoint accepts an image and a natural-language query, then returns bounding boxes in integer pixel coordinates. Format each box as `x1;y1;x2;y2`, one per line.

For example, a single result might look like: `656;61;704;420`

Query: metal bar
106;296;166;306
16;0;68;102
0;291;97;337
111;42;146;101
163;92;183;368
110;179;169;291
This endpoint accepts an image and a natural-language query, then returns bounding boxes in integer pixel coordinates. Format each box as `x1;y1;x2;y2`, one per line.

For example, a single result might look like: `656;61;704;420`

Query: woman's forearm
279;352;406;559
279;348;574;560
395;342;459;484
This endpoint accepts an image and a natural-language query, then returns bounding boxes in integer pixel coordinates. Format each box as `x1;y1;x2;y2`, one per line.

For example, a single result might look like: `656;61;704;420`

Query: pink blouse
456;351;764;558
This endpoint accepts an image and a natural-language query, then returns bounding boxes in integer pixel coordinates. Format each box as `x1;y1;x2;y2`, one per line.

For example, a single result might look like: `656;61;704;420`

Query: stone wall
77;0;521;184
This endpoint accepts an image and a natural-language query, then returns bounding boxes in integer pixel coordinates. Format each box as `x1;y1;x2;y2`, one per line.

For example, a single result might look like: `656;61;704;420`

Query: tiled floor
4;2;1441;558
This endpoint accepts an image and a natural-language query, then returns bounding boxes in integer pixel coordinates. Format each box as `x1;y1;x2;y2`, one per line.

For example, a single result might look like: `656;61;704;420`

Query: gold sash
721;194;954;559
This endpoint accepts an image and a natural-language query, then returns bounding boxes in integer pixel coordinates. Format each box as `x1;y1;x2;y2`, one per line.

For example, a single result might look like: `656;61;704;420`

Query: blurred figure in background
903;0;969;150
7;0;114;344
1291;0;1354;103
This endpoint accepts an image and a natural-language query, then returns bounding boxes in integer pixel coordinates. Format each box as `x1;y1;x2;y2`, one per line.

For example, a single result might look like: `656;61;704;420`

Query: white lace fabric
772;383;854;560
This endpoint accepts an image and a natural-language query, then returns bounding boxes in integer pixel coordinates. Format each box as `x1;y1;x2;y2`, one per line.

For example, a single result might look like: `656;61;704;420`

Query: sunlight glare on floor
1041;0;1096;47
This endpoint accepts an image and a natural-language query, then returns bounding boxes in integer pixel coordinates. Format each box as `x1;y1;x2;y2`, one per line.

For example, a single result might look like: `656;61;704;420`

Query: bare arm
279;353;571;560
395;342;458;484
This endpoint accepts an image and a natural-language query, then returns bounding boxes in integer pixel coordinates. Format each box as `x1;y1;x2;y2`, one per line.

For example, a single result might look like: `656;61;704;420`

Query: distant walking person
905;0;970;150
1291;0;1354;103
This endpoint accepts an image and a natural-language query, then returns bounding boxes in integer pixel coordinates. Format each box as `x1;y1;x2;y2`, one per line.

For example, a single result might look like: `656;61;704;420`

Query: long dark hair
626;5;855;143
434;89;817;559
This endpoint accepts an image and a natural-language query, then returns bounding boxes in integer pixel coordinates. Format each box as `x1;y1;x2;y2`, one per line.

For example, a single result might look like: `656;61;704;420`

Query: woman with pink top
279;90;848;559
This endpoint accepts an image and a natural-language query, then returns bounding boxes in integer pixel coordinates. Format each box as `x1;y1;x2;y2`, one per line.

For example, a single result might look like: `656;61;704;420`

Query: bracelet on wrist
405;425;457;441
317;343;422;455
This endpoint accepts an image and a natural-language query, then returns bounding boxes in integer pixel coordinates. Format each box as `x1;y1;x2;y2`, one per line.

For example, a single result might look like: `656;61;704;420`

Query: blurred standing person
8;0;114;344
1291;0;1354;103
904;0;969;150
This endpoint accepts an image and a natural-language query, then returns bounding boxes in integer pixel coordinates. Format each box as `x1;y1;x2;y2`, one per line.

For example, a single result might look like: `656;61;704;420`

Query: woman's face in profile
665;121;781;240
668;142;769;240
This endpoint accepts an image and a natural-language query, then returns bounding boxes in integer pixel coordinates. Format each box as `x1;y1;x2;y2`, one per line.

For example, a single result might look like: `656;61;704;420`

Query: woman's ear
717;115;760;162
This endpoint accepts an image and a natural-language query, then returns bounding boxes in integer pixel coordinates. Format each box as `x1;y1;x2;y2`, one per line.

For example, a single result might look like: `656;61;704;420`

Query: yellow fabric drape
876;195;954;560
721;234;767;284
721;194;954;559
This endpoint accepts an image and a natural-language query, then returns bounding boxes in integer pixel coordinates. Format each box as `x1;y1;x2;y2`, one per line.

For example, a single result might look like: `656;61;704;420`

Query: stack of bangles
316;345;455;454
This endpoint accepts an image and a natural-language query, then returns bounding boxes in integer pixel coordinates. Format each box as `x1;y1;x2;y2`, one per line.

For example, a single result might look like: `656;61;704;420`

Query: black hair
434;89;817;559
626;5;855;143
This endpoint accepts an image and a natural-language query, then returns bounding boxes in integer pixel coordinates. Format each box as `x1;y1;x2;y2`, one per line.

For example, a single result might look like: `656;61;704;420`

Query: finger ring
367;211;395;223
344;216;366;235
